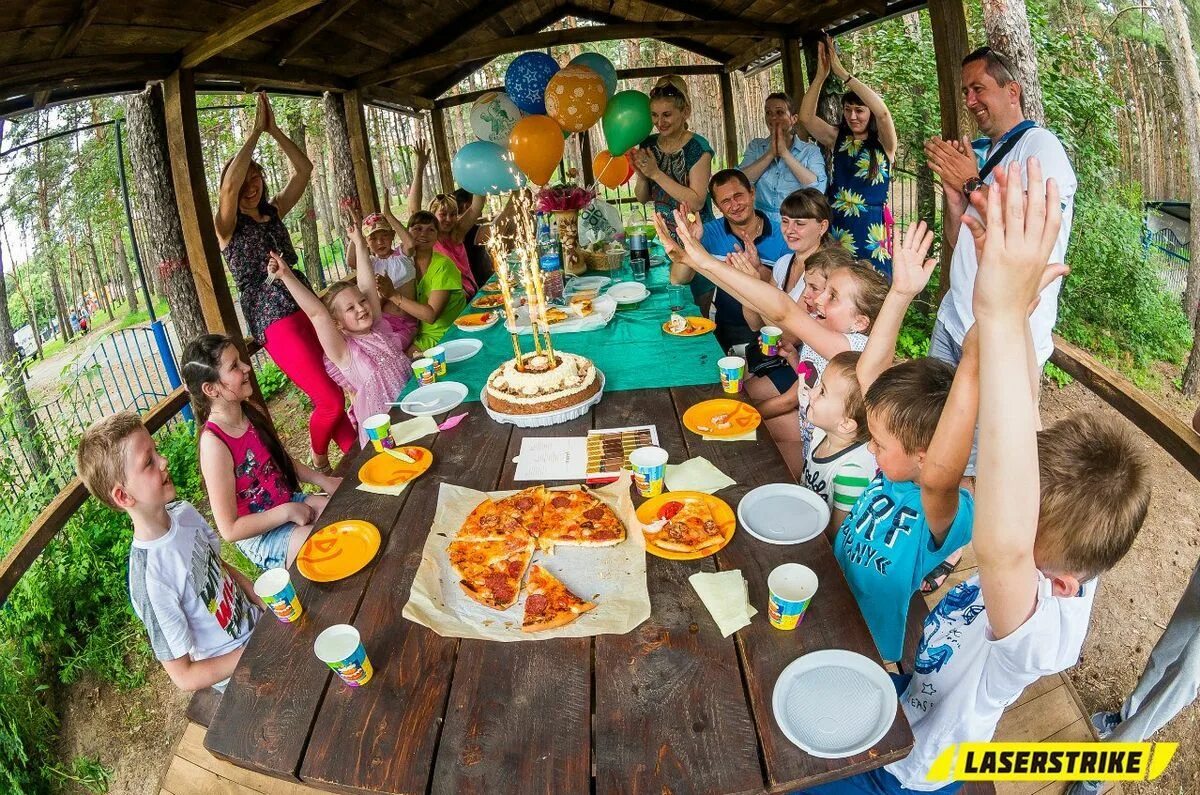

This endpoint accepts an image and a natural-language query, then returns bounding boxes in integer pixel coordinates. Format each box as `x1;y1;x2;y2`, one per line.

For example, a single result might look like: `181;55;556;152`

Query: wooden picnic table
204;384;912;794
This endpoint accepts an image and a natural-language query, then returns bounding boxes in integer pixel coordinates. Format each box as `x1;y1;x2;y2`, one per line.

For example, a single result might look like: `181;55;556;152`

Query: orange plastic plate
296;519;381;582
636;491;736;560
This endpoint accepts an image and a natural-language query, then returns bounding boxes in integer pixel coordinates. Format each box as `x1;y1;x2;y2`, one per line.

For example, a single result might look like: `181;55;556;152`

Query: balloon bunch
451;50;654;192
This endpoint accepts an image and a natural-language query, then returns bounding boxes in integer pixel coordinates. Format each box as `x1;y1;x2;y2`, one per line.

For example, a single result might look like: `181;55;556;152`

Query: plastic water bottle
538;215;565;303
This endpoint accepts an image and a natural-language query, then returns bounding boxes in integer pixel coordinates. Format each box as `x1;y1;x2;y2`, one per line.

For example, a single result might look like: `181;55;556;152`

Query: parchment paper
402;472;650;641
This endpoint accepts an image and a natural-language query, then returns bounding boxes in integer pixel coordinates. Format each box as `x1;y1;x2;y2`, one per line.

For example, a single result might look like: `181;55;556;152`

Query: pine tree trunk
980;0;1047;124
124;84;208;346
113;226;139;315
323;92;360;218
289;109;324;288
84;218;112;320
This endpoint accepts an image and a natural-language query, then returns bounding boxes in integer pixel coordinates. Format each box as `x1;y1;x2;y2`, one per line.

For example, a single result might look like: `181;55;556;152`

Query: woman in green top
387;211;467;354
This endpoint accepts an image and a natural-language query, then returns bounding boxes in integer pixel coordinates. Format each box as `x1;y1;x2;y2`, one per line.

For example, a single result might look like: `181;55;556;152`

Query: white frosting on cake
486;352;598;406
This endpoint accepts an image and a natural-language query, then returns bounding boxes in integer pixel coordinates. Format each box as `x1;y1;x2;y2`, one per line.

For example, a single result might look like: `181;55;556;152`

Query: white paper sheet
513;437;588;481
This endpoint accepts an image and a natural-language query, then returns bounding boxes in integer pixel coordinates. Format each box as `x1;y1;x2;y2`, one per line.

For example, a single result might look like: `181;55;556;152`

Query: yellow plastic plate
661;316;716;337
636;491;736;560
682;398;762;438
296;519;381;582
357;447;432;488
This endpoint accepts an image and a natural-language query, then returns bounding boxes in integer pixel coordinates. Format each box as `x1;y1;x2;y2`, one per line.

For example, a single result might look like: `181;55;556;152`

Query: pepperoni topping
703;519;718;533
525;593;548;616
582;506;606;521
579;521;594;530
479;514;500;529
658;501;684;520
551;495;571;509
515;497;534;511
667;524;685;540
483;572;515;603
507;558;524;576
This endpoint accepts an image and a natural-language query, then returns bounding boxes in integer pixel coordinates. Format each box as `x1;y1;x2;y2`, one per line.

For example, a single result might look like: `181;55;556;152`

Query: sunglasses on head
650;84;684;99
977;46;1018;83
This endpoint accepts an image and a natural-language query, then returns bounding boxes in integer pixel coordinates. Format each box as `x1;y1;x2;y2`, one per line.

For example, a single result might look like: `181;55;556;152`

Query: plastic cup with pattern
364;414;394;452
253;568;303;623
628;445;668;498
767;563;818;630
425;345;448;376
718;355;746;394
314;624;374;686
412;357;437;386
760;325;783;356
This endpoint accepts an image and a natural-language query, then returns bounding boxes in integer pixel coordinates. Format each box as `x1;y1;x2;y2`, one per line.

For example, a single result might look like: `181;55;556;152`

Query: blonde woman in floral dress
800;35;898;279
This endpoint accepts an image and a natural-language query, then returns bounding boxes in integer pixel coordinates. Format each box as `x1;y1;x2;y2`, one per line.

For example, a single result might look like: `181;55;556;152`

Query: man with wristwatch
923;46;1077;389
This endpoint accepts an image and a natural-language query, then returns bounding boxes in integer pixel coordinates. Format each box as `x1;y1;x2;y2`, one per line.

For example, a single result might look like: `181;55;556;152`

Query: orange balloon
508;115;565;186
544;64;608;133
593;150;632;189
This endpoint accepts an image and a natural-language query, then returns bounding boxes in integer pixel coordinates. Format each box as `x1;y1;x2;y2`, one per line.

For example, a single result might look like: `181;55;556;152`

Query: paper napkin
688;570;758;637
390;415;438;446
702;429;757;442
356;482;410;497
664;457;735;494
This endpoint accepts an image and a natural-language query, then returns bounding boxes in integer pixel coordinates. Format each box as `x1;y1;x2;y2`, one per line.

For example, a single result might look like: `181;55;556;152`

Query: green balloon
602;90;652;156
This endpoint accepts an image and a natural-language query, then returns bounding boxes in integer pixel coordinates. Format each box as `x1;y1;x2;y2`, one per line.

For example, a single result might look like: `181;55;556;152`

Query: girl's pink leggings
263;310;356;456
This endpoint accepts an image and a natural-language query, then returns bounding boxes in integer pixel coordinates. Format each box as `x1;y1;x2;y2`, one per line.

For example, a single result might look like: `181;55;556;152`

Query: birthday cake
485;352;602;415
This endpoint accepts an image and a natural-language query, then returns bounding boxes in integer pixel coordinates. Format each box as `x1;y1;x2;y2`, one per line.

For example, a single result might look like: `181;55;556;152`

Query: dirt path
51;377;1200;794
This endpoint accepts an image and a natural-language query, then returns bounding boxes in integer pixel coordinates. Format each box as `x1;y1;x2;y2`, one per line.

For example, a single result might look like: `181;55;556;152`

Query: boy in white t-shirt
77;412;262;693
798;163;1150;795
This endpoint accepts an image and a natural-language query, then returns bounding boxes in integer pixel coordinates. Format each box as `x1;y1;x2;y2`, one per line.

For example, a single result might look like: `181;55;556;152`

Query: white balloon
470;92;522;145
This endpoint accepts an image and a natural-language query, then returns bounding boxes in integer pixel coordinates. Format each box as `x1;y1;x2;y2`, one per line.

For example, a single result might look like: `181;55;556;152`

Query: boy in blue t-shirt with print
833;220;977;663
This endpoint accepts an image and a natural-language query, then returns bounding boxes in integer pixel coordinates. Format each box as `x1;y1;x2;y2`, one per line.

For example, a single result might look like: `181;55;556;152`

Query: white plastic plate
566;275;612;293
607;281;650;305
441;338;483;363
737;483;830;545
397;381;469;416
772;649;897;759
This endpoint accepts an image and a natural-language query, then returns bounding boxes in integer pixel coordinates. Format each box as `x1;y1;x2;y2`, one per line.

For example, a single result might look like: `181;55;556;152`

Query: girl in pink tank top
270;220;413;448
185;334;343;571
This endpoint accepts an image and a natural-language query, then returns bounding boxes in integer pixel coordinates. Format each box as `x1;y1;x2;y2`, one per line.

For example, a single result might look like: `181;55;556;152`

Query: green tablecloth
401;267;722;402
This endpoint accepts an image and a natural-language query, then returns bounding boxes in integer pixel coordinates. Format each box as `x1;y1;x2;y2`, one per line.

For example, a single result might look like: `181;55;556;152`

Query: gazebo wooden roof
0;0;927;117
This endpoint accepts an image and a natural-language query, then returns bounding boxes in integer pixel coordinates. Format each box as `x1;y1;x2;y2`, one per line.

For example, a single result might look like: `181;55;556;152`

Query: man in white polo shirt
925;46;1077;370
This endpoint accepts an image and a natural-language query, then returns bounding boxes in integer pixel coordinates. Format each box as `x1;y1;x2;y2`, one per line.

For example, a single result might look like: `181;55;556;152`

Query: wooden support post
430;107;455;193
579;130;595;186
928;0;970;298
161;69;266;405
719;71;738;169
342;89;379;215
781;37;806;106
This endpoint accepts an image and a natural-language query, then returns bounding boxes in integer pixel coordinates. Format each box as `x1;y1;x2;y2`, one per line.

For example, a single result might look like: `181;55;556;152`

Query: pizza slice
448;536;535;610
521;564;596;632
538;488;625;551
642;497;726;553
493;485;548;538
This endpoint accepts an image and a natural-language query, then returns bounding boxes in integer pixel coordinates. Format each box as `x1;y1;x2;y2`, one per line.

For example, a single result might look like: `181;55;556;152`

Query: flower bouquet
536;184;597;275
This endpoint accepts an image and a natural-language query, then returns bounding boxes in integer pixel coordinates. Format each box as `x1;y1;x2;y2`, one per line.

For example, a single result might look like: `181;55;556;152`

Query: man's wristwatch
962;177;985;197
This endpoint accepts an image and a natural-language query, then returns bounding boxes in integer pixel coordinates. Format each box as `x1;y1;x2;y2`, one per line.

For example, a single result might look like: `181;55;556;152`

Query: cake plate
481;371;605;428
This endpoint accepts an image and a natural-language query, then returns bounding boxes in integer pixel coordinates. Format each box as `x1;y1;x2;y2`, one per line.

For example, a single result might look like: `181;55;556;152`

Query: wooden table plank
592;390;764;795
430;412;594;795
205;427;423;781
300;404;513;794
670;384;914;793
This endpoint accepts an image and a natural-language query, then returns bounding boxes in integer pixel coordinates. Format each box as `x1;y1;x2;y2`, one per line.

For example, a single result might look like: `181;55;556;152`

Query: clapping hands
890;221;937;299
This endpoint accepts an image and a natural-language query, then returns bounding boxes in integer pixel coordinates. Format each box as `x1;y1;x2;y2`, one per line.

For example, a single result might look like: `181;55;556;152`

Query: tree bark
323;92;360;219
113;226;139;315
0;233;50;473
289;108;324;288
980;0;1047;124
84;217;112;321
124;84;208;346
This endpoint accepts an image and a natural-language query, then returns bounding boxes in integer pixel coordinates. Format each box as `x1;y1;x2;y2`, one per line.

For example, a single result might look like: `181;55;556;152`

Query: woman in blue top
801;35;898;279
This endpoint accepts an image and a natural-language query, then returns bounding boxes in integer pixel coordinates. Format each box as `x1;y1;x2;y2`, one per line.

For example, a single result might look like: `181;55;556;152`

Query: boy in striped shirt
800;350;878;536
832;222;977;664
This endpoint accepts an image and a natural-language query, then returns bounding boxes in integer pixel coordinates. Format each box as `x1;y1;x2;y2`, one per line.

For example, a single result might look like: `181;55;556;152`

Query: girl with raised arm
214;92;355;470
801;35;898;278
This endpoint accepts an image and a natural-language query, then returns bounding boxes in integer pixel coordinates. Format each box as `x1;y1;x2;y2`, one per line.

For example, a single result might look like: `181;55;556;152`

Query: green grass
114;297;170;331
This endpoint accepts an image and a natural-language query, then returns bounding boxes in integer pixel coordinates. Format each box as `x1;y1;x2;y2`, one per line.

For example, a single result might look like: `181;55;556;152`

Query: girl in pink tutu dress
269;222;413;448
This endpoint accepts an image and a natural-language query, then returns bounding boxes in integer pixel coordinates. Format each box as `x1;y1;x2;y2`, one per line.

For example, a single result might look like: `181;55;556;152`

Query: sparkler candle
484;225;524;370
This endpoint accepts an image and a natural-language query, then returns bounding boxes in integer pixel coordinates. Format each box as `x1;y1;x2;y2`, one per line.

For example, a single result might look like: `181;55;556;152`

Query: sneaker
1065;781;1103;795
1089;710;1122;740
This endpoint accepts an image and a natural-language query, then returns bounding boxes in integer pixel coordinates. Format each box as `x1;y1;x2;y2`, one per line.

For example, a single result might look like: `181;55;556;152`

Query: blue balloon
569;52;618;97
452;141;526;196
505;52;560;114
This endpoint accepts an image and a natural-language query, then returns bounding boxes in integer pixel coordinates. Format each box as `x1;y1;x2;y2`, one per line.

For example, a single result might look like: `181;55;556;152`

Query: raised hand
345;220;365;244
672;207;710;265
816;39;831;77
413;139;429;161
252;92;271;135
971;158;1067;322
890;220;936;298
726;248;760;278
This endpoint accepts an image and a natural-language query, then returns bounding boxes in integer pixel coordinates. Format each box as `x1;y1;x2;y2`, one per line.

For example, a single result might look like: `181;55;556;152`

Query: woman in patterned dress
800;36;898;279
215;92;356;470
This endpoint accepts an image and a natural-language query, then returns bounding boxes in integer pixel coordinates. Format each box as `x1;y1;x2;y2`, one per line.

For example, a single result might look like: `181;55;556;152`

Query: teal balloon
569;52;617;97
601;90;652;156
452;141;526;195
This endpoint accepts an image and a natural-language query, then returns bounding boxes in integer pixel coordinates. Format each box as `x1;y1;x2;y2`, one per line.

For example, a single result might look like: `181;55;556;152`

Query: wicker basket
582;247;623;272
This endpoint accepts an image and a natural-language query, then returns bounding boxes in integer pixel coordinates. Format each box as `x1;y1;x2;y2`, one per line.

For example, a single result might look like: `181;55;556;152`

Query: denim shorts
236;492;307;571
